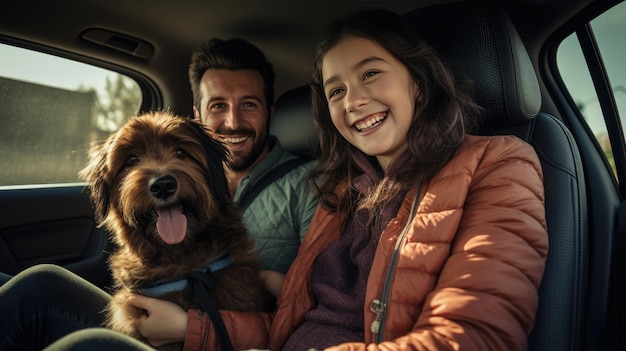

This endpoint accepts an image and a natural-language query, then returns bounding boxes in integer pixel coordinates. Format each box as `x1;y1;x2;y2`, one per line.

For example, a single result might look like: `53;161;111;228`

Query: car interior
1;0;624;350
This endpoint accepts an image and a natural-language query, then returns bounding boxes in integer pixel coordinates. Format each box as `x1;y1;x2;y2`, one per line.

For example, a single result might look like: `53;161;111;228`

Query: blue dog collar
138;251;233;298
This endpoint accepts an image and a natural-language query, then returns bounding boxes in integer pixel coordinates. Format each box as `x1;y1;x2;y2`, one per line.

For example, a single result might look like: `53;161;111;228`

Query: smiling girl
271;8;549;351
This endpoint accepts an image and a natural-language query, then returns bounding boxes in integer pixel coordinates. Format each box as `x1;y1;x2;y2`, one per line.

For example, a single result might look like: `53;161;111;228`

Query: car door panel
0;185;112;289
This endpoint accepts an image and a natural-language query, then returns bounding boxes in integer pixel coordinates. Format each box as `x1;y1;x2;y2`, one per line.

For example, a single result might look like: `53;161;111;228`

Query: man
188;38;319;295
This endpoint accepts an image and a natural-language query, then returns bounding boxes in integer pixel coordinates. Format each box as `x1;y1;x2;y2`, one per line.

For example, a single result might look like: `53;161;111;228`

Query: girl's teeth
355;114;386;131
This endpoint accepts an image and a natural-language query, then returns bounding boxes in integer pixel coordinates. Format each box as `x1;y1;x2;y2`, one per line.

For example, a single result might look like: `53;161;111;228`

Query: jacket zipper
370;189;421;342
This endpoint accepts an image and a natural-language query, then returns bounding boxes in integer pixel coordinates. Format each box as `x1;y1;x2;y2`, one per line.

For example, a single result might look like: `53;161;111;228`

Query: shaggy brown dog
79;111;272;351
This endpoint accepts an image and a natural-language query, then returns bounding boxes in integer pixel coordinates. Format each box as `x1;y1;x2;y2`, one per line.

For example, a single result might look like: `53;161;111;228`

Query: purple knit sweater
283;151;410;351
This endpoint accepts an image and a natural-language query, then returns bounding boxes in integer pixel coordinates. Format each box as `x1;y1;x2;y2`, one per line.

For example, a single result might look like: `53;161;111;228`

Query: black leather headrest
270;85;316;156
404;1;541;128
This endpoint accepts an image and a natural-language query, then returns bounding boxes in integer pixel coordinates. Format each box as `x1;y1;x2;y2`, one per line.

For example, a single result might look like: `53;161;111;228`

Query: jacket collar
351;150;413;193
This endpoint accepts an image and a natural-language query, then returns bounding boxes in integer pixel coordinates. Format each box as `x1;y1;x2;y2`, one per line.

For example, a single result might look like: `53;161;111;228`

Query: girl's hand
127;294;188;347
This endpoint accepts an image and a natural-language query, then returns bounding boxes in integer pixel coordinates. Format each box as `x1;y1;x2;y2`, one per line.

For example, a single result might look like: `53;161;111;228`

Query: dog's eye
175;149;186;159
127;155;139;165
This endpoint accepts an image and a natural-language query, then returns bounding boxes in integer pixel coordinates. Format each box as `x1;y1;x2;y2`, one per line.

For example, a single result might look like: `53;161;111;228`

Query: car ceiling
1;0;594;116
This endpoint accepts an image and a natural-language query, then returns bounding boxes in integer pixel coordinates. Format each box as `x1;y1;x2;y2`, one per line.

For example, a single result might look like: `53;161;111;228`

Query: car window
0;43;142;187
556;1;626;181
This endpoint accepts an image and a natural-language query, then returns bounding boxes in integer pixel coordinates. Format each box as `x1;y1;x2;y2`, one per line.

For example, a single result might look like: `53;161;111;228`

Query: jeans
44;328;153;351
0;264;110;351
0;272;12;286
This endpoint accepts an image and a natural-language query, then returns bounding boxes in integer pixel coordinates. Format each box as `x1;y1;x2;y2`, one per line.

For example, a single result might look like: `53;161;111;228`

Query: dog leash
187;270;234;351
135;251;235;351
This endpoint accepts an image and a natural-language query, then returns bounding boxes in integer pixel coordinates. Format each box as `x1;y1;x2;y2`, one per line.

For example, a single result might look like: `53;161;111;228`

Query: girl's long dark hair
309;9;483;216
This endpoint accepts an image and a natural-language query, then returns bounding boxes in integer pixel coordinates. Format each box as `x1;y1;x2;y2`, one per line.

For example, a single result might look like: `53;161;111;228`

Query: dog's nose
150;175;177;199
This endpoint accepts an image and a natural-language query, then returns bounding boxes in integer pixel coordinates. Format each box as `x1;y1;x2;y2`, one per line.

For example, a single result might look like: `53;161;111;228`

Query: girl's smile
353;112;387;132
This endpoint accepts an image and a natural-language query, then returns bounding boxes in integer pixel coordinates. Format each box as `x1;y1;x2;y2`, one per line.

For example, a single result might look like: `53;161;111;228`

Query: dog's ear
187;120;232;205
78;136;113;224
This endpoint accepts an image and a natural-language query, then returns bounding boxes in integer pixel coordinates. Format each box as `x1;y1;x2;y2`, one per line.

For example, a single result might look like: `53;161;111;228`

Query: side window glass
0;44;142;187
556;2;626;181
591;4;626;133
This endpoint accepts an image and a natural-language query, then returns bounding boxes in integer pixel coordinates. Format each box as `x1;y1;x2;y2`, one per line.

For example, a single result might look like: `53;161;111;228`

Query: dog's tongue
156;206;187;244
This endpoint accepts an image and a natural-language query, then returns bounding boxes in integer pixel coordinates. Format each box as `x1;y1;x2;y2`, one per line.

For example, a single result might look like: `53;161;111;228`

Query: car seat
271;2;589;350
404;2;589;350
271;85;317;157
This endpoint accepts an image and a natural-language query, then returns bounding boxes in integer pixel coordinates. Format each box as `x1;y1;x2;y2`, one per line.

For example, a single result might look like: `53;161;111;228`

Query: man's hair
189;38;276;113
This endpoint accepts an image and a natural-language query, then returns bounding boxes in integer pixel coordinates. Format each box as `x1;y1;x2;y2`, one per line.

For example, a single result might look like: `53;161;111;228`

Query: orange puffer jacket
183;135;548;351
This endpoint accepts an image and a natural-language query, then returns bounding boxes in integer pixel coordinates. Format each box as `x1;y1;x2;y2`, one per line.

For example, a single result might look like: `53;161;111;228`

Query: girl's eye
364;71;378;79
127;155;139;166
328;88;343;99
175;149;186;158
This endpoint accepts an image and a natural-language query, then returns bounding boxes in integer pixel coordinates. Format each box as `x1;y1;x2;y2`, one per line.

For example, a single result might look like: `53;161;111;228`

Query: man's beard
225;129;268;172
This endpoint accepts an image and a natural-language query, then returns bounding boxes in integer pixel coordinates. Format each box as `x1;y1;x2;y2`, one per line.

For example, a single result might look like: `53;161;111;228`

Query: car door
550;1;625;348
0;44;146;289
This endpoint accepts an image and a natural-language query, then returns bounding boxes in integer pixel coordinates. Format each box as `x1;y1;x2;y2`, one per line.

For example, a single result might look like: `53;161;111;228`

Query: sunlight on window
556;2;626;180
0;44;142;186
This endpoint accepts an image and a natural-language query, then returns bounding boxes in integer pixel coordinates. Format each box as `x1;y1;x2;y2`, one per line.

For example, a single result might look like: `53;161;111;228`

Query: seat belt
236;157;311;211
